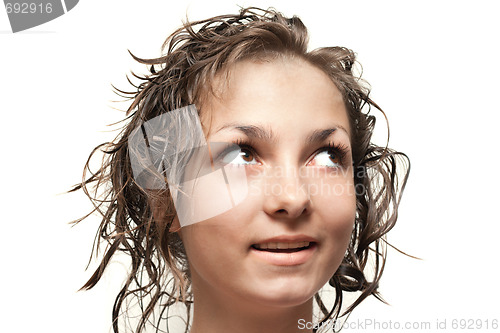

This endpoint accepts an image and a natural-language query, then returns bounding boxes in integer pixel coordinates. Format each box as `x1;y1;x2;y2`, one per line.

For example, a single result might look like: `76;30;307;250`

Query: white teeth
255;241;310;250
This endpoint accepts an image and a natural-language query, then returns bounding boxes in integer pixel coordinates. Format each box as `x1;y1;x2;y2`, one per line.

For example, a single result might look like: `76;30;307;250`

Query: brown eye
221;146;258;165
310;149;341;168
328;150;340;164
240;149;254;162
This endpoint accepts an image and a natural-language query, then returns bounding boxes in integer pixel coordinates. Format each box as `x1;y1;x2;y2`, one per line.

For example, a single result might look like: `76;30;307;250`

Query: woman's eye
221;147;258;165
310;149;341;168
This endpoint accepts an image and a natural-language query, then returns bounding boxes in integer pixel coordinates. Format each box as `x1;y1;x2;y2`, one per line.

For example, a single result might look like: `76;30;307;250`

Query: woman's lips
253;241;310;250
250;242;317;266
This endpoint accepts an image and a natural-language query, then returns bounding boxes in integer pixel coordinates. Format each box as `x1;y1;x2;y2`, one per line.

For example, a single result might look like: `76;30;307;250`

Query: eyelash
220;139;349;168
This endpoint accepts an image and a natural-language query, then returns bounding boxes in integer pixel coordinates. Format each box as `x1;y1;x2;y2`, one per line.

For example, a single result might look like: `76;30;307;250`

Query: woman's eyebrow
215;123;349;143
215;124;276;142
306;127;349;144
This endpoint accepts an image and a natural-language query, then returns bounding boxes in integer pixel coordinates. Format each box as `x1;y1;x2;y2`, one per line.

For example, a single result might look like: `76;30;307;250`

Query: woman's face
178;57;356;309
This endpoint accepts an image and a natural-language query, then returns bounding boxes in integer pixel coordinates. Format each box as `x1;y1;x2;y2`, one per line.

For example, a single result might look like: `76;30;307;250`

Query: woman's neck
188;283;314;333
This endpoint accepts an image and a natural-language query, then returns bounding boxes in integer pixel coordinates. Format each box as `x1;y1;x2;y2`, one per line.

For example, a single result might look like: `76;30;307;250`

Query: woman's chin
245;280;316;309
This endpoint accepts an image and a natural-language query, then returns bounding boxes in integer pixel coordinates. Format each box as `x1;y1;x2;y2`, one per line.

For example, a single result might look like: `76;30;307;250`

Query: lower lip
250;243;317;266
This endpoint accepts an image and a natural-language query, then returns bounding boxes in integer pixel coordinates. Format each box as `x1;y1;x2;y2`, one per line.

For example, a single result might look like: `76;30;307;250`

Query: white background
1;0;499;332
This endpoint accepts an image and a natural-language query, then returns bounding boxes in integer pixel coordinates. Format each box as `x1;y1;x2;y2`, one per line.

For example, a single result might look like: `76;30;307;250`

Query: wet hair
71;6;410;333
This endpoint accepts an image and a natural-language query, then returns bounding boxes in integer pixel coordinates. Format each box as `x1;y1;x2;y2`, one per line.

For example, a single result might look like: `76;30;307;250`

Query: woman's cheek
317;183;356;238
180;225;226;281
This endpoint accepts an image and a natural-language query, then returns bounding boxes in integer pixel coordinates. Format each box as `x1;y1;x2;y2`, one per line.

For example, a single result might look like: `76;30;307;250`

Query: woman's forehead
199;58;351;140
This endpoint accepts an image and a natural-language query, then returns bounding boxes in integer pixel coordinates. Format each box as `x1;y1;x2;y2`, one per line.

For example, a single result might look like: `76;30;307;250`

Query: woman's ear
149;190;181;234
151;193;167;223
169;216;181;233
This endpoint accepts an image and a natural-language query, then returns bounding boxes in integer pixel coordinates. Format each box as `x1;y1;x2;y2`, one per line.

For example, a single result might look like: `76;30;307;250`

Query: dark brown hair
72;7;410;333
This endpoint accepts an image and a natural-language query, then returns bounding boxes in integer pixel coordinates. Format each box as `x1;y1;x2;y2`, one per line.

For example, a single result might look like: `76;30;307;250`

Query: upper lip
252;234;318;245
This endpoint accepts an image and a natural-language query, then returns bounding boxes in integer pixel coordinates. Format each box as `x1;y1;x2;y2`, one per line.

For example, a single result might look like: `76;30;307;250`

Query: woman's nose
261;166;311;219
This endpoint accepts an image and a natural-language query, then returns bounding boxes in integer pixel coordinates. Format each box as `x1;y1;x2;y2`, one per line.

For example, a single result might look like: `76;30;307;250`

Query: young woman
73;7;410;333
